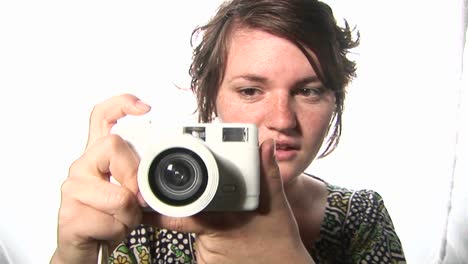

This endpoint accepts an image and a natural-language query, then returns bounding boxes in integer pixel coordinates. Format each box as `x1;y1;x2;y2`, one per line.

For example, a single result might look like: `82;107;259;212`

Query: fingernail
135;100;151;112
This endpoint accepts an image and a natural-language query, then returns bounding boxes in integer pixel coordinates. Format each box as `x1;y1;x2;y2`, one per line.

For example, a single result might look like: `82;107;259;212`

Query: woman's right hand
51;94;152;264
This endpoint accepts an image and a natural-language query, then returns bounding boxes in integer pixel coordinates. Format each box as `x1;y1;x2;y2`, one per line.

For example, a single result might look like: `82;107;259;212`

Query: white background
0;0;466;263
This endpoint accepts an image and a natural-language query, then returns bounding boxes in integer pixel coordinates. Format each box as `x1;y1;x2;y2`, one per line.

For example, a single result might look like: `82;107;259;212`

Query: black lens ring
148;148;208;206
156;154;201;198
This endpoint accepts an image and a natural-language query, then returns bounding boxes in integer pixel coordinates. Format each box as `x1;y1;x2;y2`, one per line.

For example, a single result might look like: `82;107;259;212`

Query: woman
51;0;406;263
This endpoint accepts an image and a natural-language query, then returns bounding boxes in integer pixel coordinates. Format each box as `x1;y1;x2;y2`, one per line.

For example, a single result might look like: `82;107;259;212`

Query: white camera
116;121;260;217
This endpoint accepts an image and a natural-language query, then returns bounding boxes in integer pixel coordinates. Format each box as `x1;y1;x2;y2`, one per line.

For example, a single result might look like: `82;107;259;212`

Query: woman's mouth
274;142;300;161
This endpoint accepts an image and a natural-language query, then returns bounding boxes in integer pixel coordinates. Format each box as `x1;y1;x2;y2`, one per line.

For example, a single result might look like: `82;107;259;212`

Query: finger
258;138;285;213
59;199;130;243
141;212;203;234
86;94;151;149
72;134;141;195
62;176;142;231
141;209;236;234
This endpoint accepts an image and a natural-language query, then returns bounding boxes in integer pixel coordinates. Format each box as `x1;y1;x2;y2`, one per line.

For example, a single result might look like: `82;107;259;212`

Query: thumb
258;138;286;214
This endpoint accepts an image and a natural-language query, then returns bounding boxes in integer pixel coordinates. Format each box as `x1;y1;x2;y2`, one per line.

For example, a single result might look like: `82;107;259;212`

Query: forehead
223;27;321;77
228;27;294;54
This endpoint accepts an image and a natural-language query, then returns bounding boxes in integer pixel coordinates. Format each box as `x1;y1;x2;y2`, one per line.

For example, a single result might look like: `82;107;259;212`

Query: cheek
290;107;334;150
305;107;334;135
216;96;264;124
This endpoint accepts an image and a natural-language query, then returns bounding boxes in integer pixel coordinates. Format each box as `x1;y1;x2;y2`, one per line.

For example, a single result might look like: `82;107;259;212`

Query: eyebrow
227;74;321;86
227;74;268;84
294;76;322;87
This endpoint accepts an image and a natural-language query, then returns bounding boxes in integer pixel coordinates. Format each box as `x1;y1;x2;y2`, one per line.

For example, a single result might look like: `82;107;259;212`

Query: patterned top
109;180;406;264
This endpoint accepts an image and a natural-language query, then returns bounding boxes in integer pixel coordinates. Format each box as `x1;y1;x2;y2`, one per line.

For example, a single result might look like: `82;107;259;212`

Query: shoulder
341;188;406;263
345;189;393;230
343;189;401;240
309;177;406;263
343;189;397;246
316;180;399;233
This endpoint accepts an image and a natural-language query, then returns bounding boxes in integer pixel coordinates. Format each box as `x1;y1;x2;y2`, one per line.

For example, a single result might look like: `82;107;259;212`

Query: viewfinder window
223;127;248;142
184;127;206;141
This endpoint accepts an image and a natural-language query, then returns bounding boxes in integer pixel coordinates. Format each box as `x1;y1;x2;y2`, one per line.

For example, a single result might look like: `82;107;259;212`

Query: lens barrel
148;148;208;206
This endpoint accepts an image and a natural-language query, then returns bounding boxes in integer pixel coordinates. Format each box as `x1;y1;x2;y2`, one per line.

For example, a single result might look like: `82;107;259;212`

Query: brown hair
189;0;359;157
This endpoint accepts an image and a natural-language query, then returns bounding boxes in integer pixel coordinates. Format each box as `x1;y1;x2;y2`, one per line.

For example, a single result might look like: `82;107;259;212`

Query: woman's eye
292;87;327;103
239;88;260;96
295;87;322;97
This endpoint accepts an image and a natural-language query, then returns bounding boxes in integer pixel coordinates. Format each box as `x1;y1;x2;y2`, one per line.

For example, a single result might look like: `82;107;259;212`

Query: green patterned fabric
310;183;406;263
110;179;406;264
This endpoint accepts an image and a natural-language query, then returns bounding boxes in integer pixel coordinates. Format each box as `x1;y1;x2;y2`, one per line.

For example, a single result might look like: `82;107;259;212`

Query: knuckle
167;217;185;232
58;182;81;224
107;187;135;211
103;134;126;150
57;202;76;226
67;158;84;178
60;179;73;195
89;93;138;122
118;93;137;101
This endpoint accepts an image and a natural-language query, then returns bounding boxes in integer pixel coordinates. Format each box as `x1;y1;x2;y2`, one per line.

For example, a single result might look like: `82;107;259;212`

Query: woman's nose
265;97;297;132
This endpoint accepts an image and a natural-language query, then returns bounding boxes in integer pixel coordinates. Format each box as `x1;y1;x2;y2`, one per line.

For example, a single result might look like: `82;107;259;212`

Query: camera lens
148;148;208;206
163;161;191;188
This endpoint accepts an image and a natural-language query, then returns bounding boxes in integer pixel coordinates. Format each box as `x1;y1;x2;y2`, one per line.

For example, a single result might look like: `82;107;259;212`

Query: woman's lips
274;143;299;161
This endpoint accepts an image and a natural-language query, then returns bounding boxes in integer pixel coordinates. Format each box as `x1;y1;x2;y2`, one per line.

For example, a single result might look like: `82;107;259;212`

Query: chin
278;164;302;185
277;154;315;184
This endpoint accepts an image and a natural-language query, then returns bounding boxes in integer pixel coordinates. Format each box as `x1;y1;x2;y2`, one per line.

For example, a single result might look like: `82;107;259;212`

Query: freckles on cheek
216;96;259;123
218;104;255;123
216;96;238;122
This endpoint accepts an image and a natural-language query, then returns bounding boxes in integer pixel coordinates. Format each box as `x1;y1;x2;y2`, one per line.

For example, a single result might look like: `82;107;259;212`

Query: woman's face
215;28;336;184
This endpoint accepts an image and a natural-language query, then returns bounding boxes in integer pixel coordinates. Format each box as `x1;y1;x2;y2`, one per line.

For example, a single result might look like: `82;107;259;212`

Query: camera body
117;120;260;217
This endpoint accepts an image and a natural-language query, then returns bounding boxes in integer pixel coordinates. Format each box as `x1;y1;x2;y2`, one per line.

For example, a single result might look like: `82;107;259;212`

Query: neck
284;174;328;248
284;174;307;207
